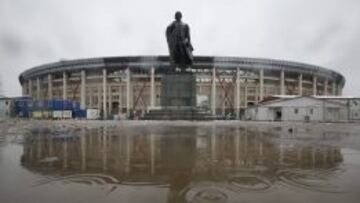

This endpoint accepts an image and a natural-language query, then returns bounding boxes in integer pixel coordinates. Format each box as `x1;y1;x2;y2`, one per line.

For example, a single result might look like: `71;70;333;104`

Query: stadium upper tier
19;56;345;86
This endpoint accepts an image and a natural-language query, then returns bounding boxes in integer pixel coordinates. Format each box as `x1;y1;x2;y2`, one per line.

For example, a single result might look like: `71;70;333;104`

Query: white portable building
245;96;348;122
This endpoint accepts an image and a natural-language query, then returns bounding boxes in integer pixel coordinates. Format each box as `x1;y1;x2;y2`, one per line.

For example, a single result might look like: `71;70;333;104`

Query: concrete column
47;74;53;99
298;74;303;96
28;80;33;97
211;67;217;115
244;82;248;108
259;69;264;101
255;85;259;104
36;77;41;100
126;68;132;117
312;76;317;95
280;69;285;95
118;85;122;114
80;70;86;109
338;85;342;96
108;85;112;115
332;82;336;96
22;83;26;96
324;79;328;96
62;72;67;100
150;67;155;108
235;68;241;119
102;69;108;119
89;88;93;108
97;87;101;109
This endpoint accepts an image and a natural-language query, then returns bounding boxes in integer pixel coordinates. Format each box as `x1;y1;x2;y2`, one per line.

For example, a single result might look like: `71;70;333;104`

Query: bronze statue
166;11;194;71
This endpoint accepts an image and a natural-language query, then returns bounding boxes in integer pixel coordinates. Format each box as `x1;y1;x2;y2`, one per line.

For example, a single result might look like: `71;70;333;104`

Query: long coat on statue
166;20;194;68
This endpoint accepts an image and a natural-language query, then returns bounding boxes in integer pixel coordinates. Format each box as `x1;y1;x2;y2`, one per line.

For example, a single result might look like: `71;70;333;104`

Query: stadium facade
18;56;345;118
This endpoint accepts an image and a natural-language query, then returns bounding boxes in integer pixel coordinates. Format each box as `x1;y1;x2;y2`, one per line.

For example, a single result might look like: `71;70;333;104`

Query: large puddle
1;122;360;202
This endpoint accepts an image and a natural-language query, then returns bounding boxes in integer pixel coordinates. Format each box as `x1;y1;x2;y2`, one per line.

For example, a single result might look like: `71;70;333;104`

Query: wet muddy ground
1;120;360;203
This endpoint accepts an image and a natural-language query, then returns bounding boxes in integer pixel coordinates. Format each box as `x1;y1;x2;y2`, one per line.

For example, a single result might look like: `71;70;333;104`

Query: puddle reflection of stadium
21;125;343;202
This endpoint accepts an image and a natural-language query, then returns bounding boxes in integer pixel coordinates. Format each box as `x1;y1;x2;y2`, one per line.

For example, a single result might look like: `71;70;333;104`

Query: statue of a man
166;11;194;71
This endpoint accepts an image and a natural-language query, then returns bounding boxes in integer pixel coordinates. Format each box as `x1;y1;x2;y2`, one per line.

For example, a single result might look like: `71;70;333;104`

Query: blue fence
14;99;84;118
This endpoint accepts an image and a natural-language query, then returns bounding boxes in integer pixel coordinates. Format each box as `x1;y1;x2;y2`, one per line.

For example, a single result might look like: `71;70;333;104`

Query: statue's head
175;11;182;21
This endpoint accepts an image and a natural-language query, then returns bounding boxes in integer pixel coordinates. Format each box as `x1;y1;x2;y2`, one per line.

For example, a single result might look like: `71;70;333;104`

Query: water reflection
20;125;343;202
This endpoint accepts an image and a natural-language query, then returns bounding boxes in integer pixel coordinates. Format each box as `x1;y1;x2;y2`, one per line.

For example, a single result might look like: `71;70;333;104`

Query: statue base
161;72;196;108
142;71;214;120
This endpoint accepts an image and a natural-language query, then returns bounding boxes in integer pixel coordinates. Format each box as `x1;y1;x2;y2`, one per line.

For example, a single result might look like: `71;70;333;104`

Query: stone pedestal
142;72;214;120
161;72;196;109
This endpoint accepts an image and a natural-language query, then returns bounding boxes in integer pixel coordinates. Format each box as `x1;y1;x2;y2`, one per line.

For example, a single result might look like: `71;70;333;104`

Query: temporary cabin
245;96;348;122
314;96;360;121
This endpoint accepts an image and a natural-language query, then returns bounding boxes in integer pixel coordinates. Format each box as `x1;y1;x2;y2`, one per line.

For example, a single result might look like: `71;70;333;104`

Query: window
310;108;314;115
294;108;299;114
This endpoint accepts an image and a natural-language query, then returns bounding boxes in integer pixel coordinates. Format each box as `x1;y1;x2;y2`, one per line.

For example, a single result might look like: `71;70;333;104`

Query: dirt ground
1;118;360;136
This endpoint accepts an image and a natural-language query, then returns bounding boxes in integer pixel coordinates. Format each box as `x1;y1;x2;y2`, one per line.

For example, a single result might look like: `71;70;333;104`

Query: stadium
18;56;345;118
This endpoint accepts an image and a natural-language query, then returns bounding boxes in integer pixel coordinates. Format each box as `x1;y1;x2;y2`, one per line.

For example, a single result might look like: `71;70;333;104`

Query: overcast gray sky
0;0;359;96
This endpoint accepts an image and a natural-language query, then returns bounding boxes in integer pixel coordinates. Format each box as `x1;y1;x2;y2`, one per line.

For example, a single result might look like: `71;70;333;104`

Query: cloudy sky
0;0;359;96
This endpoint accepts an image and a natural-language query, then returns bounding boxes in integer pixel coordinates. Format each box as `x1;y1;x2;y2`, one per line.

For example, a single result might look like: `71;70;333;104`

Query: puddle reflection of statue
160;130;196;203
166;11;194;71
